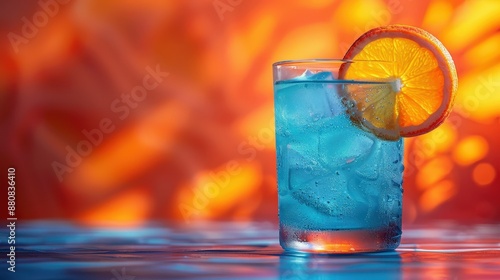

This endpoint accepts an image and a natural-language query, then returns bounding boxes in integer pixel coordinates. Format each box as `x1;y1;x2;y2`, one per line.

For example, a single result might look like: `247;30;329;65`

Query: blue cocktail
273;60;404;253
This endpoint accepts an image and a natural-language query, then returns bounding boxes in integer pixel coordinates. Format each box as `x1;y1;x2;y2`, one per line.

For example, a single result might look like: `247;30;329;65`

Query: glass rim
272;58;394;67
273;58;396;85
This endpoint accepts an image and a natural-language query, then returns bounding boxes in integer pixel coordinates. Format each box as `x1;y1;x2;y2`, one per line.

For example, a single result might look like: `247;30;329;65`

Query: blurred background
0;0;499;226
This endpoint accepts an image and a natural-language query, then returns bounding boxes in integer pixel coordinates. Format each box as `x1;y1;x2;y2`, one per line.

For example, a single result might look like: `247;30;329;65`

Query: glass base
280;223;401;254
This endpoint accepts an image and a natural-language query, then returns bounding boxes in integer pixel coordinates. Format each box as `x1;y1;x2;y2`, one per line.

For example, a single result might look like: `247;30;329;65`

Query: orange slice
339;25;458;140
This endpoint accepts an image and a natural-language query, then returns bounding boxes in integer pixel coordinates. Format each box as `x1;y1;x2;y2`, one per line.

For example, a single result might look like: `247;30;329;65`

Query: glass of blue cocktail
273;59;404;253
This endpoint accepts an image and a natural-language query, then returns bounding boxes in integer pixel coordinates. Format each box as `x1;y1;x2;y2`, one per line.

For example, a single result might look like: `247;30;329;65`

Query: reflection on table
1;221;499;279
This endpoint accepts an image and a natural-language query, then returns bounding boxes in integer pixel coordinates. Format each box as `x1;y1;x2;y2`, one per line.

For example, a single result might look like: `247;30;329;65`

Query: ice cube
295;70;334;81
286;144;321;190
349;139;403;223
290;171;348;217
318;128;375;169
353;140;382;181
275;71;345;131
349;139;403;198
277;142;321;196
306;71;346;117
324;83;345;117
290;170;371;220
374;139;404;189
308;71;334;80
297;69;314;79
276;82;332;126
287;144;318;168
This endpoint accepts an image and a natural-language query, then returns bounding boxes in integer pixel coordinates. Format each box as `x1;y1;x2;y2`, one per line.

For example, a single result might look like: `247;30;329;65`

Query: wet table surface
1;221;500;280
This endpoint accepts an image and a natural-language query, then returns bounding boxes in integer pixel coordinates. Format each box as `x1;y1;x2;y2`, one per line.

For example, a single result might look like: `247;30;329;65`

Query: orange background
0;0;499;226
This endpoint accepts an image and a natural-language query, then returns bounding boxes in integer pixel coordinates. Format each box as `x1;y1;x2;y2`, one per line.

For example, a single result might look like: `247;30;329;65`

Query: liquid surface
274;72;404;252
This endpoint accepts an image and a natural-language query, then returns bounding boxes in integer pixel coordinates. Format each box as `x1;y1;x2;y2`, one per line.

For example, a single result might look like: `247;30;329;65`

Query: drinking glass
273;59;404;253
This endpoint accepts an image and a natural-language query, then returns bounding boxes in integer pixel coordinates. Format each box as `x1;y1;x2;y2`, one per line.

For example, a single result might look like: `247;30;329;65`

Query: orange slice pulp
339;25;458;140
